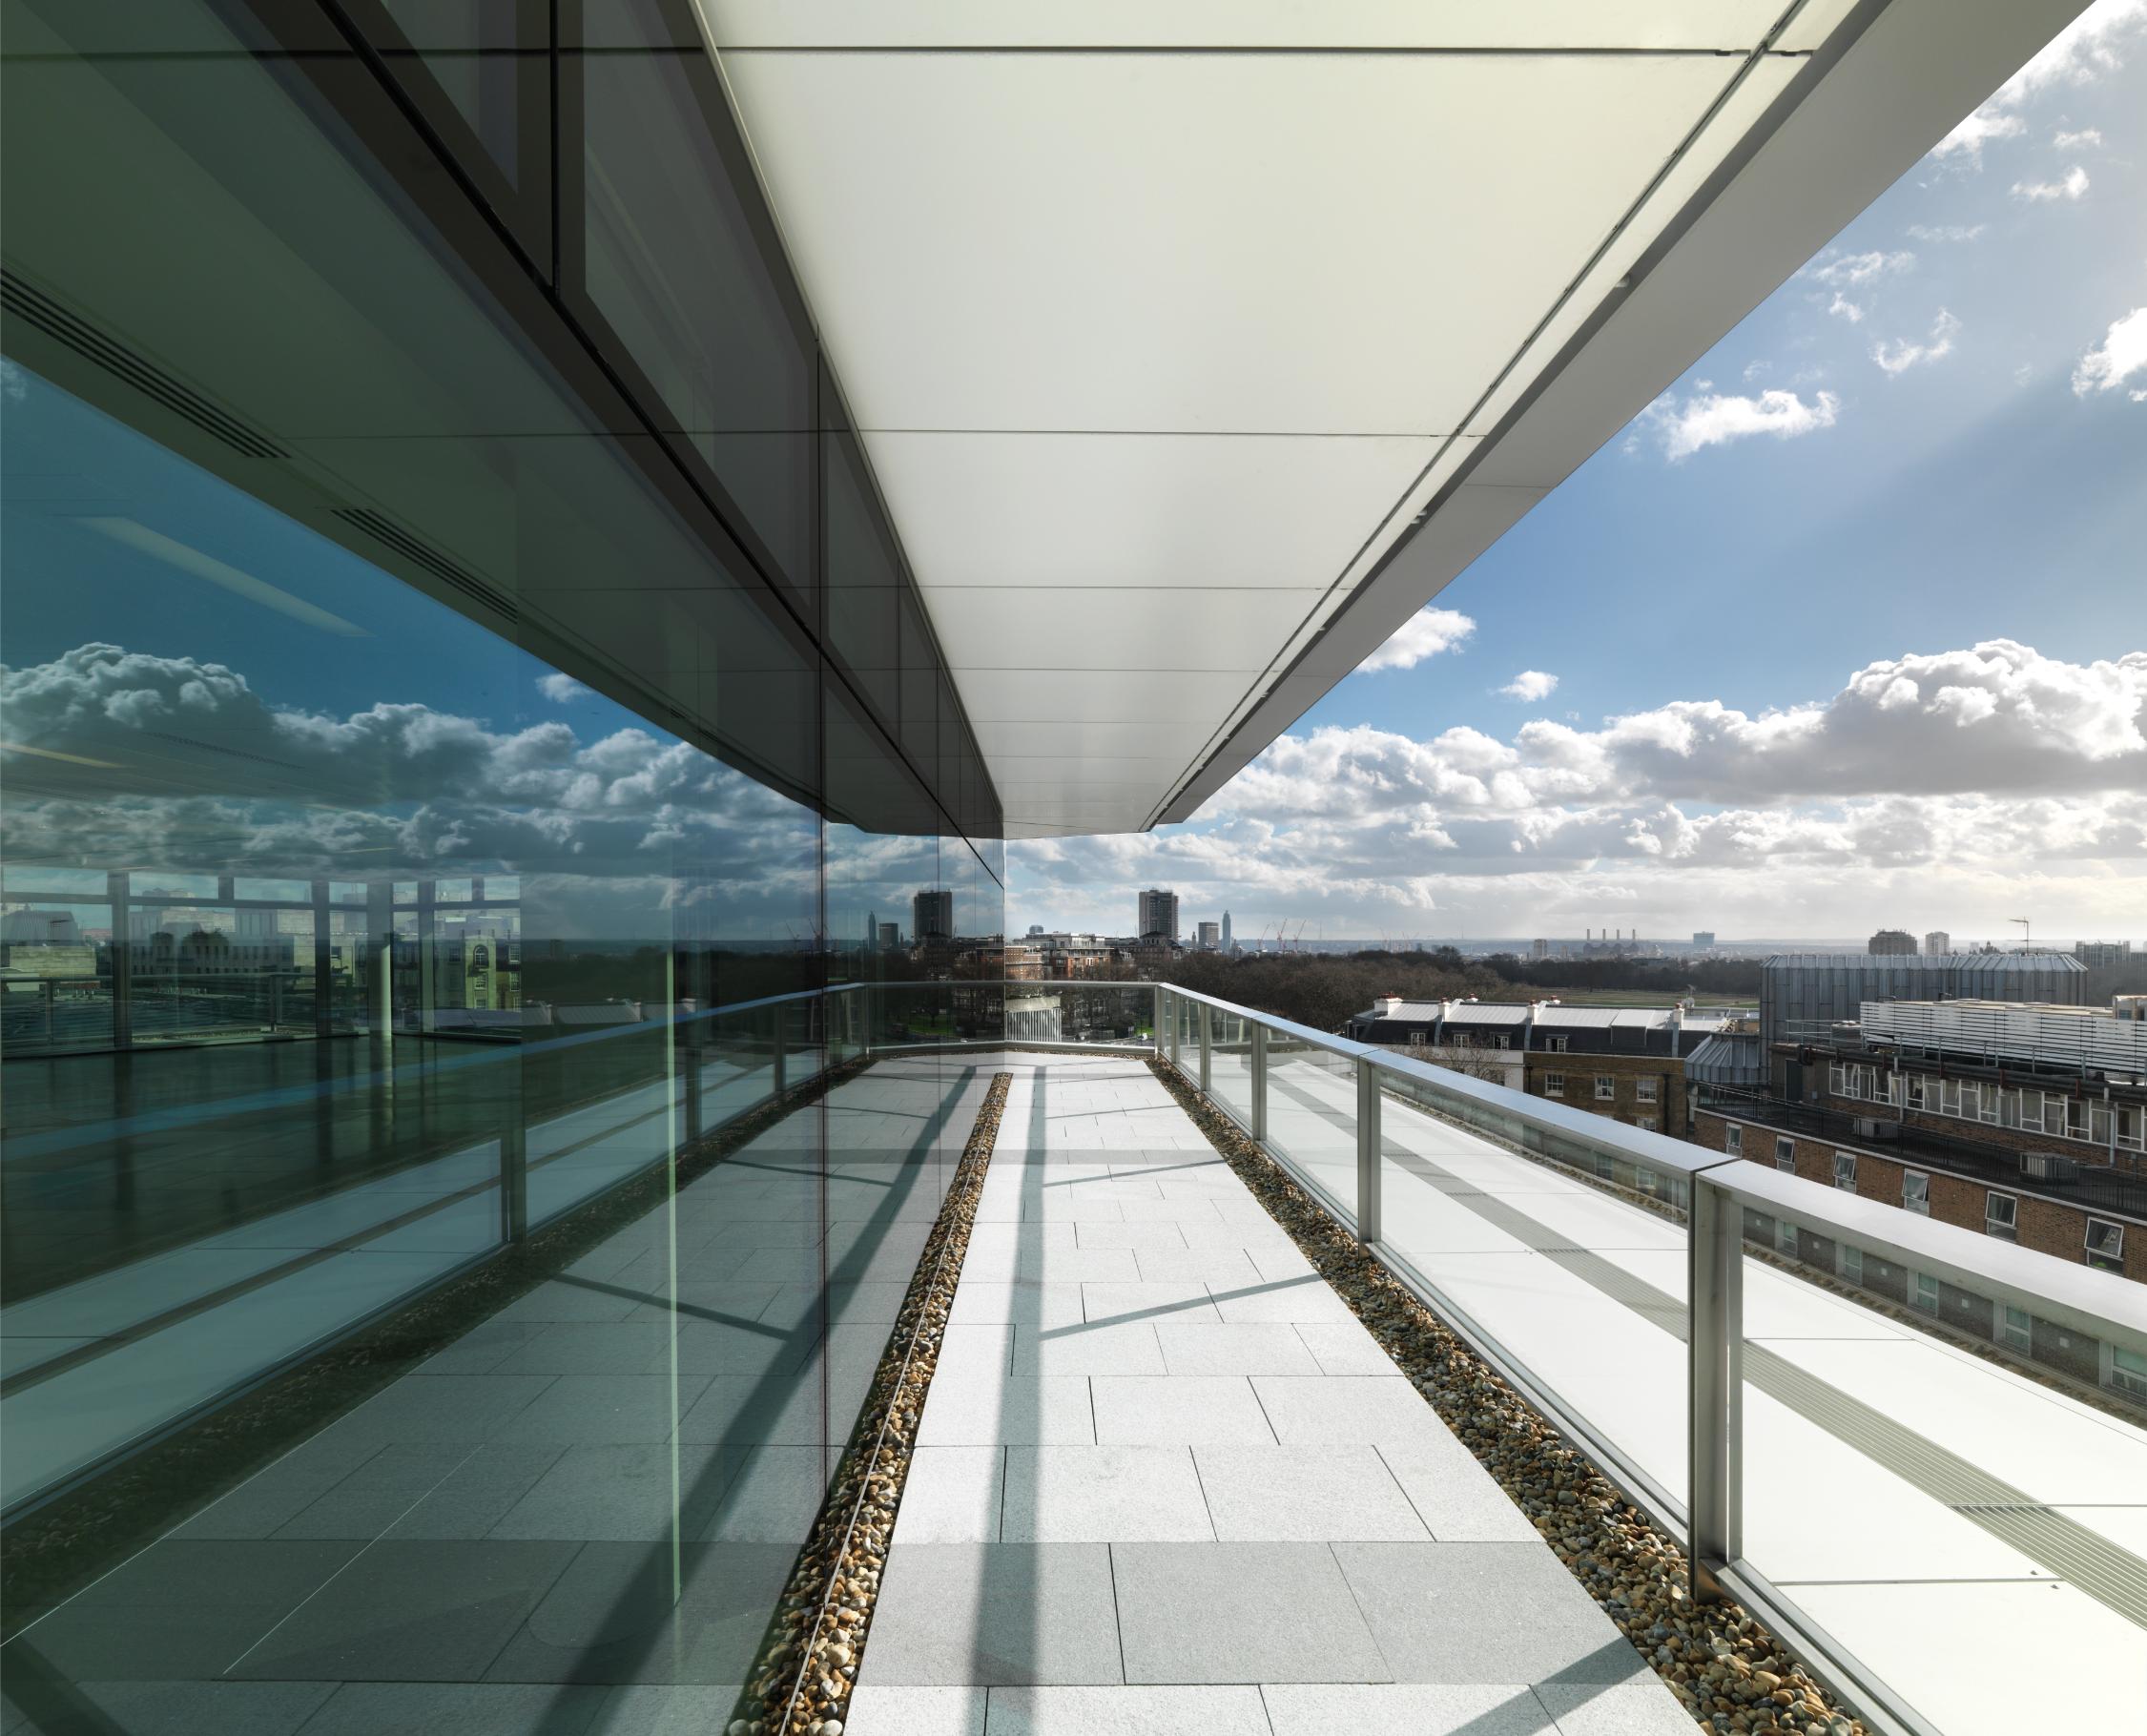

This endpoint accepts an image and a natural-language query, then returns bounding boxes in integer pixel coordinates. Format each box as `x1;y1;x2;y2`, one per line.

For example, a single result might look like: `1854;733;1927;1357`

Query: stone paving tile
1259;1683;1557;1735
1110;1542;1388;1684
999;1447;1213;1542
895;1447;1008;1544
1154;1322;1323;1377
1113;1197;1225;1225
1205;1275;1357;1326
949;1282;1086;1328
916;1374;1098;1446
984;1684;1270;1734
1079;1281;1219;1327
1331;1543;1652;1685
1376;1437;1540;1542
1531;1682;1702;1734
1250;1376;1452;1444
1292;1320;1402;1374
846;1684;988;1735
864;1545;1124;1685
1192;1445;1429;1542
1071;1223;1191;1251
1128;1249;1266;1286
934;1324;1019;1381
1010;1322;1166;1378
963;1248;1146;1284
1089;1376;1275;1446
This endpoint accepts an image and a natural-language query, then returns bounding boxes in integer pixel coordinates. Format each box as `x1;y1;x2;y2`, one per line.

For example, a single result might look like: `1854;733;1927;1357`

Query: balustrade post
1355;1056;1382;1243
1198;1002;1212;1096
1250;1023;1269;1143
772;1005;788;1102
1687;1169;1744;1600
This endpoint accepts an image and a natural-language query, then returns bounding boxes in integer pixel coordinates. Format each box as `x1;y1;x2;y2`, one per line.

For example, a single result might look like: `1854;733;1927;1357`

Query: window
1543;1071;1566;1098
2086;1218;2125;1273
1775;1217;1797;1256
1545;1035;1568;1052
1774;1136;1796;1172
2113;1347;2147;1400
1839;1244;1865;1286
1725;1125;1743;1156
2119;1105;2144;1152
1833;1150;1858;1191
1999;1304;2033;1354
1986;1192;2018;1242
1940;1079;1963;1117
1903;1171;1930;1216
1635;1077;1659;1104
1829;1061;1848;1095
1906;1074;1929;1110
1636;1115;1657;1132
1912;1271;1940;1313
1595;1075;1617;1102
2019;1088;2043;1132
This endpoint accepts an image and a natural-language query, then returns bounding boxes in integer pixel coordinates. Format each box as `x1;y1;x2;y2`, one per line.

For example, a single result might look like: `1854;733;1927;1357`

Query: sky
1011;1;2147;946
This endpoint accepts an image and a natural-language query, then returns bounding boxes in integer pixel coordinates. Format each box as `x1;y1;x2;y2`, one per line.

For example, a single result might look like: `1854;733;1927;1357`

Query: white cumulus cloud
1356;606;1475;673
2054;126;2106;148
1009;642;2147;939
1643;388;1841;462
1872;308;1962;375
1906;223;1988;243
2012;164;2091;201
1499;672;1559;702
537;672;591;702
2072;305;2147;399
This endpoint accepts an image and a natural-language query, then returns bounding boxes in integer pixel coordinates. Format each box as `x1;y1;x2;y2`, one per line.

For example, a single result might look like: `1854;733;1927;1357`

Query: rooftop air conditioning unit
2020;1150;2079;1184
1851;1118;1900;1141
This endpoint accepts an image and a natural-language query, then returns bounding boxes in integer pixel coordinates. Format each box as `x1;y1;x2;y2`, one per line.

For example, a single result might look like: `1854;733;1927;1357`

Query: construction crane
2011;917;2032;951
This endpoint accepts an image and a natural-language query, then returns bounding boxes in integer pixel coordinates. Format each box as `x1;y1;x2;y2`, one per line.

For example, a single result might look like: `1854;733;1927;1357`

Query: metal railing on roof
1125;982;2147;1736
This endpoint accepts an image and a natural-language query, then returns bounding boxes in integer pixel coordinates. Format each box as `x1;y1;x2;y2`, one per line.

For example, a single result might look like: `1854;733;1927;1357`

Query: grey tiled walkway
852;1055;1691;1736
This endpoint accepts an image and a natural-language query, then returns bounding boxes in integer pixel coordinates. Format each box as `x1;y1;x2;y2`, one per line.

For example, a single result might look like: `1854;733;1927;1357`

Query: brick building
1691;994;2147;1290
1523;1049;1689;1137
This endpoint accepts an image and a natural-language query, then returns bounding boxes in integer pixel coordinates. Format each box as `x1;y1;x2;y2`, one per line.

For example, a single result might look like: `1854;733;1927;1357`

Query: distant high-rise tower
1691;931;1716;949
878;921;900;950
1530;938;1551;961
1922;930;1951;957
1221;911;1232;950
913;889;955;941
1138;889;1180;941
1868;928;1917;956
1195;920;1220;950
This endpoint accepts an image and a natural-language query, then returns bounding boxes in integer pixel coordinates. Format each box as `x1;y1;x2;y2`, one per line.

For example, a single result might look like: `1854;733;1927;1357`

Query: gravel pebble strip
1146;1056;1873;1736
726;1070;1012;1736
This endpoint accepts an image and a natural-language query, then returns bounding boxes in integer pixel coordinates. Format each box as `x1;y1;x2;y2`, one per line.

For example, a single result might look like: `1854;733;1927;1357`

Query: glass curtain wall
0;0;1002;1726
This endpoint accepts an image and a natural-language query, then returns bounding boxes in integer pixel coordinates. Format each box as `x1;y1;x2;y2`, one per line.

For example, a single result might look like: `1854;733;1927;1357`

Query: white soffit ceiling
698;0;2083;839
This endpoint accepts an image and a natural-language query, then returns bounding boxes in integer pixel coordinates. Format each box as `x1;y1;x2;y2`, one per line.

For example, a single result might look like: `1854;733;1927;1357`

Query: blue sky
1014;2;2147;944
